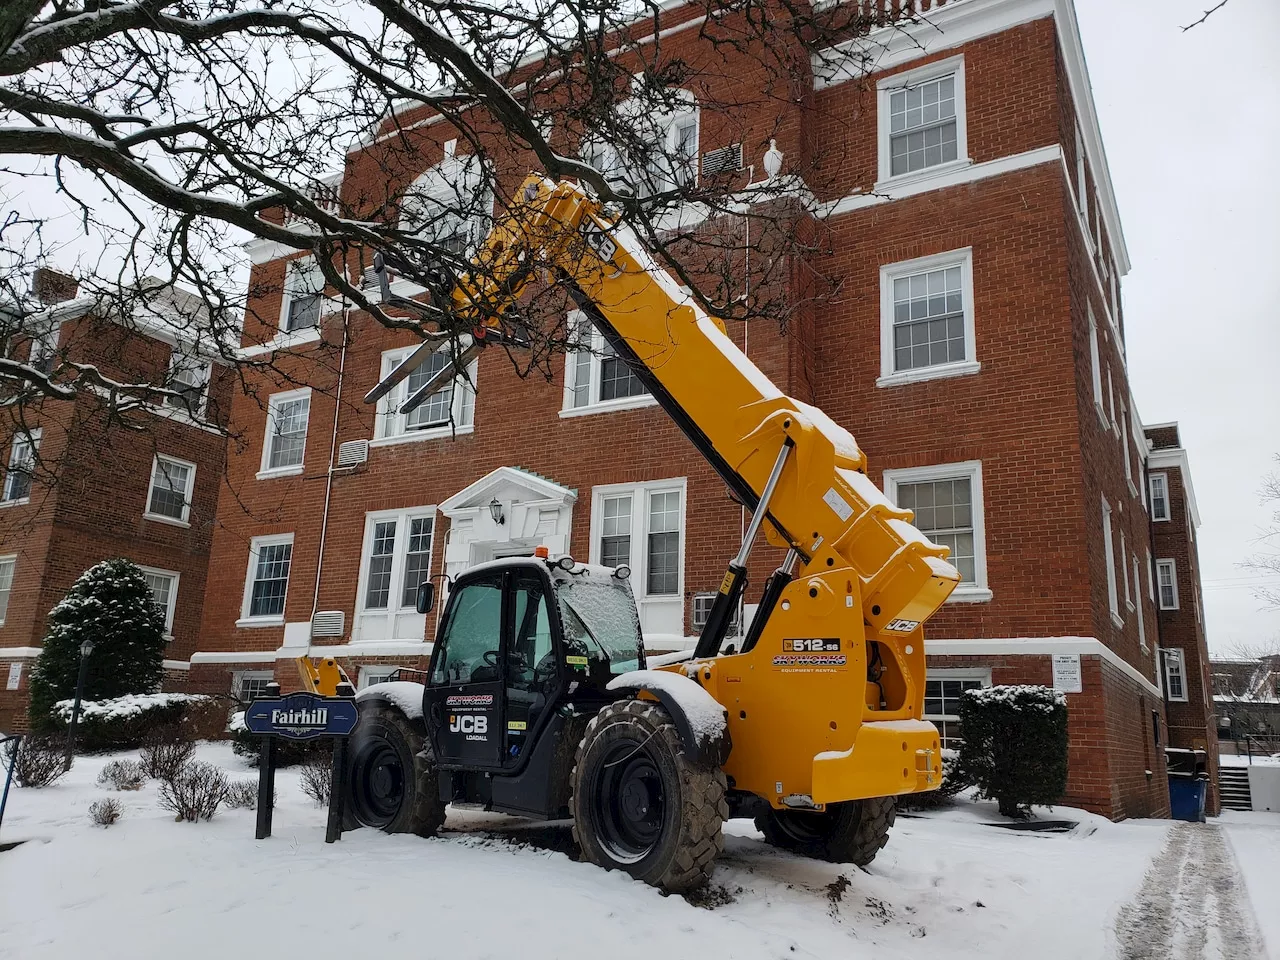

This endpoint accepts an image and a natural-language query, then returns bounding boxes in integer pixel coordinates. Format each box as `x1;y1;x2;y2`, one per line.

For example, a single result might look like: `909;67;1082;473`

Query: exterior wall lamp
488;497;505;525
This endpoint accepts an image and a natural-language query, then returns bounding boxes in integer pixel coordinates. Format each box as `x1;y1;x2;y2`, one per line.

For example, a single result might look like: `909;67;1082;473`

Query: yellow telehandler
318;174;959;892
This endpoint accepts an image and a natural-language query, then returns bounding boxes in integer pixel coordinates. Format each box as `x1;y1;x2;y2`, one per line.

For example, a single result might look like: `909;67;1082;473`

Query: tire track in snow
1114;823;1266;960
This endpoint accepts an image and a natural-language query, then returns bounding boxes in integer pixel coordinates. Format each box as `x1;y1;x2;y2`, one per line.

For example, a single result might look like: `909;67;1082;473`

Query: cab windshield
556;577;643;675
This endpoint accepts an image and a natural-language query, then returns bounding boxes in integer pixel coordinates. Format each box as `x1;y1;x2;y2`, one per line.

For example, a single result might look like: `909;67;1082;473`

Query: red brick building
185;0;1206;818
0;270;230;731
1145;422;1219;814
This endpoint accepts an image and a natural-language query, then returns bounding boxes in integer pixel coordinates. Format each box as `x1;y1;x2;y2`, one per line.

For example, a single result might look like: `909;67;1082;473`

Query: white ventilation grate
337;439;369;467
311;610;345;638
701;144;743;176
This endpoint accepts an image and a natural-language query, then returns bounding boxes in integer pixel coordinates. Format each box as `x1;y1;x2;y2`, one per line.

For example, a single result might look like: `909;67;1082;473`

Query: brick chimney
31;267;79;305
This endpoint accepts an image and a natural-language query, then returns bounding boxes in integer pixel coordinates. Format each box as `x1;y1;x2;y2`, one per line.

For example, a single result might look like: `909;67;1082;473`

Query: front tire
570;699;727;893
343;701;445;836
755;796;896;866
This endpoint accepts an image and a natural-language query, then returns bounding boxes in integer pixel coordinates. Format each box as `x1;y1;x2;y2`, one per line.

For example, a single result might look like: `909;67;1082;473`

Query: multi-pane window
888;74;957;177
3;430;39;503
233;671;274;703
1149;473;1170;521
264;391;310;471
1121;532;1131;608
1088;307;1105;421
647;491;681;595
401;517;434;607
139;567;179;637
0;556;15;623
165;354;209;415
600;495;632;569
895;478;975;584
29;326;58;375
356;509;437;625
565;313;649;410
639;114;699;197
891;264;964;372
146;455;195;523
364;520;398;609
246;537;293;619
924;675;987;750
1157;559;1179;610
400;144;491;257
1101;496;1119;621
359;667;399;689
376;347;476;440
1164;649;1187;702
283;257;324;332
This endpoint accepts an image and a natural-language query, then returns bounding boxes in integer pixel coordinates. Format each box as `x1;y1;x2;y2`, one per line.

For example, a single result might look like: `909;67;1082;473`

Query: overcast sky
1075;0;1280;655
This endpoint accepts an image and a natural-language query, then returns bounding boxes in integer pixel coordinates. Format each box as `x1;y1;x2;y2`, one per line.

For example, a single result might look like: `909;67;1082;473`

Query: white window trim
1133;555;1147;653
588;478;687;605
1121;532;1132;610
258;387;312;479
1087;307;1107;426
372;345;477;444
238;532;295;627
354;506;438;629
882;460;990;602
0;554;16;626
232;670;275;701
358;665;402;689
1146;548;1155;602
279;256;325;334
1163;648;1188;703
1;428;40;506
165;353;211;419
1101;495;1121;627
1149;473;1170;522
144;453;197;527
1106;366;1117;432
561;311;659;417
876;55;969;191
137;564;180;639
1156;558;1179;611
876;248;978;388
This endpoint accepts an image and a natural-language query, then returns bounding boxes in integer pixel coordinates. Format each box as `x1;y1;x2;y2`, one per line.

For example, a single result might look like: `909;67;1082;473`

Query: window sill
235;616;285;629
877;360;980;389
1159;605;1179;613
0;498;30;509
946;587;992;604
237;327;322;360
1095;402;1109;428
1152;516;1170;523
560;395;659;418
256;465;304;481
143;512;191;528
1127;480;1139;501
873;158;972;195
1110;612;1124;629
370;424;475;448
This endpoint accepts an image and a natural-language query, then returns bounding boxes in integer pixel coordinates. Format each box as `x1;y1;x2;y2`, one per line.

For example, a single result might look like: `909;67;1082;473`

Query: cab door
424;573;505;768
502;570;562;766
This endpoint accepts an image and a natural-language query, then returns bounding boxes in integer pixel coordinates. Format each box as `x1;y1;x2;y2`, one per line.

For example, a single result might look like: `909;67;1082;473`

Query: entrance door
424;573;505;767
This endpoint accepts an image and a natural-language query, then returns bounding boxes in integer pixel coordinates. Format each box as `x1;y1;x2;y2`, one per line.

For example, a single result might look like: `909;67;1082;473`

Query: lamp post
63;638;95;771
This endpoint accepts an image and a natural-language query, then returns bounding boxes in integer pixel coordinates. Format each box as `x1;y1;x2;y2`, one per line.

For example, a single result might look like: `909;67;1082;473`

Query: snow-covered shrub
140;726;195;782
954;684;1068;819
158;761;228;822
224;780;259;810
4;735;67;787
28;559;167;732
298;753;332;806
97;759;146;791
89;797;122;826
47;693;217;751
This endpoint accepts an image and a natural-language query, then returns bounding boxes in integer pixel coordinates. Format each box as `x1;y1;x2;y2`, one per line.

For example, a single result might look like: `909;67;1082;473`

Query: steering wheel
483;650;500;667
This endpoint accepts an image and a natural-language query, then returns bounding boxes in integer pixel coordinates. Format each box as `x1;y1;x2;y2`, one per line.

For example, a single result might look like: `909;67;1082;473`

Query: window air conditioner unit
311;611;346;638
701;143;744;177
337;439;369;468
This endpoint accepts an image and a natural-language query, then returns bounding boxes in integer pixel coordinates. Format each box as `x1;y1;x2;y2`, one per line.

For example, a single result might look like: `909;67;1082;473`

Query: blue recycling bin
1168;774;1207;822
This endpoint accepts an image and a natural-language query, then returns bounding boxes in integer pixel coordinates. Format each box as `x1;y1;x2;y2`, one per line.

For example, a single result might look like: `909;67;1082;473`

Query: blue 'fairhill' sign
244;693;360;740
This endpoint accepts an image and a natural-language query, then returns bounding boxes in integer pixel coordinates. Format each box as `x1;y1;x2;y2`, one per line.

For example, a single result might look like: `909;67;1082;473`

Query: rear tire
343;701;445;836
571;699;727;893
755;796;896;866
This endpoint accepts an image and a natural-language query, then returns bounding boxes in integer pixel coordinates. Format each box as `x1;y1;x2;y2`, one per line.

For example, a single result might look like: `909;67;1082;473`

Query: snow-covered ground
1221;811;1280;957
0;743;1251;960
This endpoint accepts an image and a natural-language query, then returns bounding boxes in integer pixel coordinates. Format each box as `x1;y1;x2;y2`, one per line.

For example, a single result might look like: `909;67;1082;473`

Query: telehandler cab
329;174;961;892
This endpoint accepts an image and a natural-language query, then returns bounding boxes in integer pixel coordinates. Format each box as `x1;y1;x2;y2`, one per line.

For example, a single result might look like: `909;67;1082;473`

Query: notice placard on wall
1052;654;1082;694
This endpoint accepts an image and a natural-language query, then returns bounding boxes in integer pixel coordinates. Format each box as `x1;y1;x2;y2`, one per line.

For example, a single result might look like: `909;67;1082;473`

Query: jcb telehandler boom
341;174;961;892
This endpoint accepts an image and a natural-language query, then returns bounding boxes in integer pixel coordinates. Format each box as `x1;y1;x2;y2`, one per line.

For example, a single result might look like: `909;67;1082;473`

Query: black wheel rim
349;736;405;828
591;737;666;862
773;806;843;844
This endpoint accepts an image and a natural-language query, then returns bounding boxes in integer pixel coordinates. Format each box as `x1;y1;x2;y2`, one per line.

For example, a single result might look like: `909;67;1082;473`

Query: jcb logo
449;715;488;734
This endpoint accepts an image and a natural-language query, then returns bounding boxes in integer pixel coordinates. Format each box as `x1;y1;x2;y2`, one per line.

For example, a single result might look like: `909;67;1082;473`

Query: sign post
244;690;359;840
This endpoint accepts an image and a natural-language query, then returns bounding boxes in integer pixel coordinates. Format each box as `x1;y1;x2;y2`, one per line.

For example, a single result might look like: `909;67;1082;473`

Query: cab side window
430;578;502;685
510;574;554;693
